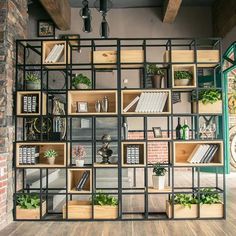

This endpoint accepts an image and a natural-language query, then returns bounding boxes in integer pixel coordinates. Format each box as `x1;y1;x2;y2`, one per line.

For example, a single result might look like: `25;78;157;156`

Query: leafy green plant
16;194;40;209
72;74;91;88
147;64;165;76
174;71;193;80
170;194;199;208
93;192;118;206
153;163;167;176
199;188;221;204
25;73;40;83
199;88;221;104
44;149;58;159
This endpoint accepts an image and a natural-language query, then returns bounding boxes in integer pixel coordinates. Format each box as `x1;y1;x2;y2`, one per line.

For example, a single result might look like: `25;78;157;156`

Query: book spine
27;96;32;113
79;172;89;190
23;95;28;113
26;146;31;164
123;96;140;112
22;146;27;164
126;146;131;164
19;147;23;164
32;96;37;113
45;44;58;63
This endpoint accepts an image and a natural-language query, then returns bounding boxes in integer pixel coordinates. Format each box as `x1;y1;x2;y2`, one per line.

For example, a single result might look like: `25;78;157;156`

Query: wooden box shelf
68;90;117;115
172;141;223;166
68;169;92;193
16;143;66;168
121;90;171;114
193;100;222;114
17;92;47;116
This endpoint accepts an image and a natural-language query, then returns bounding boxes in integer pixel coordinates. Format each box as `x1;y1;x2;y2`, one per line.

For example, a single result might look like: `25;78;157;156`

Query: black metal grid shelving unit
14;37;226;221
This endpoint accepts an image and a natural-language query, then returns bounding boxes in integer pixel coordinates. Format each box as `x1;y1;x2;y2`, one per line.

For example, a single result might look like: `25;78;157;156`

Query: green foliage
147;64;165;76
44;149;58;159
199;88;221;104
72;74;91;87
25;73;40;83
174;71;193;80
199;188;221;204
93;192;118;206
170;194;199;209
153;163;167;176
16;194;40;209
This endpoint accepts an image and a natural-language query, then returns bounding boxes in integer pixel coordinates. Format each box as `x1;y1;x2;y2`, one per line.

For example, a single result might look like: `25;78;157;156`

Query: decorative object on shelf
44;149;58;165
95;100;101;112
228;92;236;114
73;145;86;167
37;20;55;37
25;72;41;90
93;191;118;206
77;101;88;113
101;96;109;112
126;145;140;164
80;0;90;18
25;119;37;140
97;134;113;164
44;43;65;63
21;94;39;113
72;73;91;89
181;119;190;140
123;79;128;88
83;17;92;33
153;127;162;138
199;121;217;139
80;118;90;128
100;13;109;38
172;92;181;104
174;71;193;86
175;117;182;140
76;171;90;190
147;64;165;88
152;162;167;190
19;145;39;165
33;117;52;137
122;117;129;140
59;34;80;51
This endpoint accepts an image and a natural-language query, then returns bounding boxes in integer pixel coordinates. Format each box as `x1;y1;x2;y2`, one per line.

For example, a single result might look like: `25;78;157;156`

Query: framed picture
153;127;162;138
38;20;55;37
59;34;80;51
77;102;88;113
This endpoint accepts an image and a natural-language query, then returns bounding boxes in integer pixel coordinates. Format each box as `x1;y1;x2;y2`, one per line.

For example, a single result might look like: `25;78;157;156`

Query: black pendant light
94;0;112;13
83;17;92;33
100;13;109;38
80;0;90;19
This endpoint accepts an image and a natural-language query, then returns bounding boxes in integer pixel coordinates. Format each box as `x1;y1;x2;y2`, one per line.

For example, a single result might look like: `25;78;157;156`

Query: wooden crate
193;100;222;114
16;200;46;220
200;203;224;218
173;141;224;166
63;200;118;219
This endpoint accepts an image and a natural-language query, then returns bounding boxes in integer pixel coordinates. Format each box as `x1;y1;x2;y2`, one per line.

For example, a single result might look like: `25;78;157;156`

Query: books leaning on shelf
45;44;65;63
22;95;39;113
187;144;219;164
126;145;140;164
76;171;90;191
19;146;39;165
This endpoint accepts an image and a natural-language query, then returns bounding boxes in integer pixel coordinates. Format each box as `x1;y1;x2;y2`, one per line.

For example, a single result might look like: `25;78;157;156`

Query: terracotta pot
174;79;191;86
152;175;165;190
75;83;89;89
47;157;55;165
151;75;163;88
26;81;41;90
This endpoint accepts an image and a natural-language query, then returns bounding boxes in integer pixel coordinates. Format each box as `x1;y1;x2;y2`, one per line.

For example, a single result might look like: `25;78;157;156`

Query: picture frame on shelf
153;127;162;138
37;20;55;37
77;102;88;113
59;34;80;51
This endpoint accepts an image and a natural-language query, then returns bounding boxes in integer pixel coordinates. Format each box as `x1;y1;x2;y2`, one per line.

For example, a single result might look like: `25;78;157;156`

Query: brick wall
0;0;28;230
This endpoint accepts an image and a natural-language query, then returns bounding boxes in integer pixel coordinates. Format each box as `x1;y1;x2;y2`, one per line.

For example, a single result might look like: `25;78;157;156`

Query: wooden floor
1;171;236;236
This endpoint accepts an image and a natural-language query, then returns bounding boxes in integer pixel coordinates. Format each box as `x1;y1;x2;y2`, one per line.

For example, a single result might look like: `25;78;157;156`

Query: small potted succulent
25;72;41;90
73;145;86;167
72;74;91;89
152;162;167;190
44;149;58;165
147;64;165;88
174;71;193;86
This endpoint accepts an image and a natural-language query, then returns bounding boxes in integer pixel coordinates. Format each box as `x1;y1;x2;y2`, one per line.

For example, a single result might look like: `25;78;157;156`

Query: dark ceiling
69;0;215;8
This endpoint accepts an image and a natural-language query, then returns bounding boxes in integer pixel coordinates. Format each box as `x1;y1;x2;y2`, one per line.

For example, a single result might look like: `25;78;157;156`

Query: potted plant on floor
152;162;167;190
72;73;91;89
25;72;41;90
73;145;86;167
44;149;58;165
147;64;165;88
174;71;193;86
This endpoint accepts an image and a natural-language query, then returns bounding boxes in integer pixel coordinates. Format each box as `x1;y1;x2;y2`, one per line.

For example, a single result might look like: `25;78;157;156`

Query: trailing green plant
199;188;221;204
93;192;118;206
44;149;58;159
170;194;199;208
25;73;40;83
16;194;40;209
174;71;193;80
198;88;221;104
153;162;167;176
72;74;91;88
147;64;165;76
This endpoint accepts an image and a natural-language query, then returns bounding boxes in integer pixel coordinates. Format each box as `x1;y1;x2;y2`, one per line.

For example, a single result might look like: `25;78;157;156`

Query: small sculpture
97;134;113;164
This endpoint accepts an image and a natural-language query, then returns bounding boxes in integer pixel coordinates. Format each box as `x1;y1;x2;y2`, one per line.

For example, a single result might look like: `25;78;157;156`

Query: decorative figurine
97;134;113;164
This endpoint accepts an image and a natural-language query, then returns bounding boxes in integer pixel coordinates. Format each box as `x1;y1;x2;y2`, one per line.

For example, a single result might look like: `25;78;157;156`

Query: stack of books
76;171;90;191
45;44;65;63
123;92;168;113
22;95;39;113
19;146;40;165
187;144;219;164
126;145;140;164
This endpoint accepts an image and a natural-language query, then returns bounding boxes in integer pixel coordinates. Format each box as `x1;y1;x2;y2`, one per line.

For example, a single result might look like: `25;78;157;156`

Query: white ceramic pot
174;79;190;86
48;157;55;165
152;175;165;190
75;159;85;167
75;84;89;89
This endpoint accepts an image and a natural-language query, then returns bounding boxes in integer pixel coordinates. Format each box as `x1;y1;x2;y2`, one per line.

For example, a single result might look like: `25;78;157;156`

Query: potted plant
44;149;58;165
147;64;165;88
25;72;41;90
72;74;91;89
174;71;193;86
152;162;167;190
16;194;46;219
73;145;86;167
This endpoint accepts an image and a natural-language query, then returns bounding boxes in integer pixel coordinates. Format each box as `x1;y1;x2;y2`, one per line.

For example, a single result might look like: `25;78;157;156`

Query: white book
195;145;210;163
144;93;151;113
123;96;140;112
150;92;157;113
156;92;164;112
191;145;206;163
153;92;160;112
187;144;202;163
52;44;64;63
49;44;61;63
159;92;168;112
135;92;144;112
45;44;58;63
148;93;155;113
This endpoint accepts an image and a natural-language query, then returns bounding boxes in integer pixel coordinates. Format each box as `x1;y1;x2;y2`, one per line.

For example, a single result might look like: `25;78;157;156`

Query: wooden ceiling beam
39;0;71;30
163;0;182;24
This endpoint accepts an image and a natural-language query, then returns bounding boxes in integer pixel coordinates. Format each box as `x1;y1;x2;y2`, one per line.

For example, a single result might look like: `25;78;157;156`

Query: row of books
22;95;39;113
19;146;40;165
45;44;65;63
187;144;219;163
126;145;141;164
123;92;168;113
76;171;90;191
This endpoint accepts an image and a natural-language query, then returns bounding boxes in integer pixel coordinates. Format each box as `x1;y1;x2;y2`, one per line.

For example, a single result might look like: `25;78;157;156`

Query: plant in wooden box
152;162;167;190
72;74;91;89
25;72;41;90
73;145;86;167
147;64;165;88
174;71;193;86
44;149;58;165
